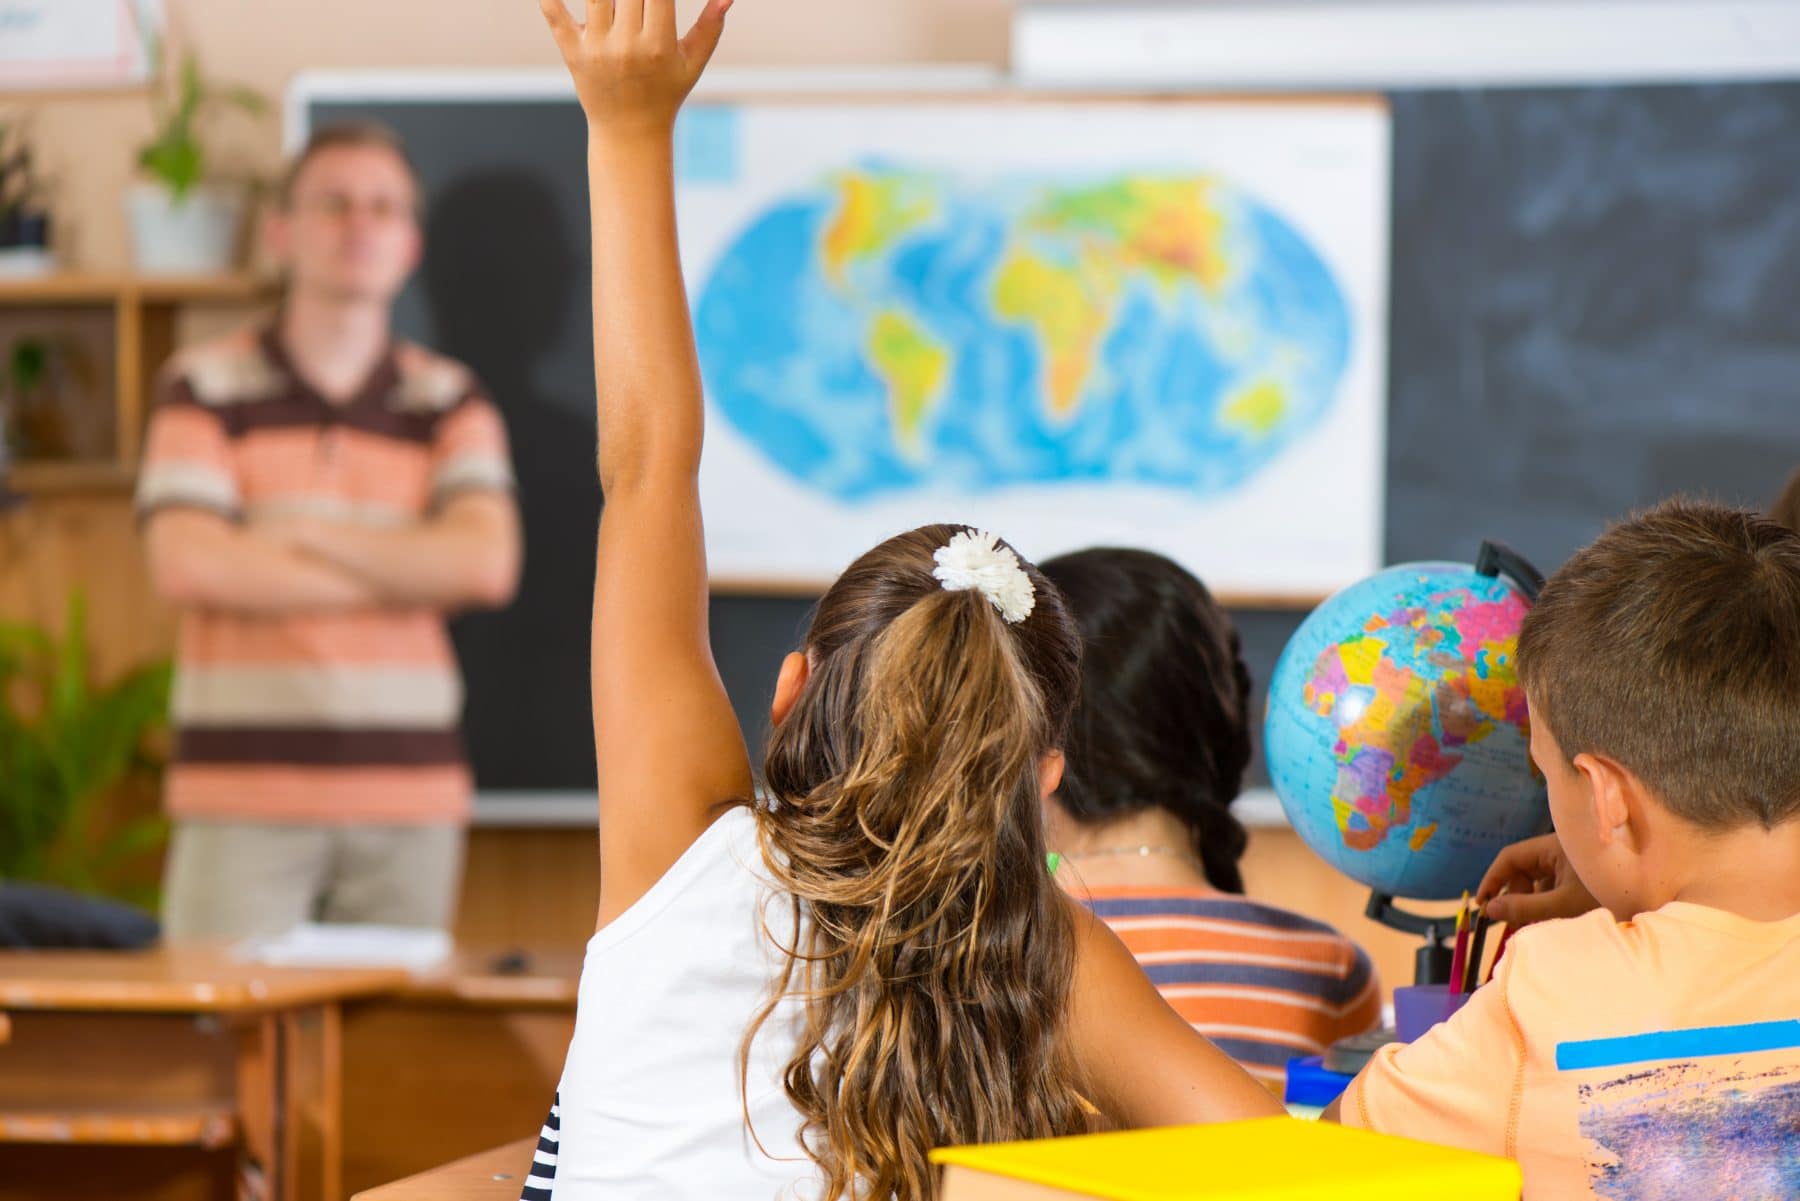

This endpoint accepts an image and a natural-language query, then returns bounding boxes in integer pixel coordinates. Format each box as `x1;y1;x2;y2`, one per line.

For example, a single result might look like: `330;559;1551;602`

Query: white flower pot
125;183;246;275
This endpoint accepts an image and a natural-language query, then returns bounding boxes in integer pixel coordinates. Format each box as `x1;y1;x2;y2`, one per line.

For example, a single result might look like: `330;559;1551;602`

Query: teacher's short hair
278;121;419;210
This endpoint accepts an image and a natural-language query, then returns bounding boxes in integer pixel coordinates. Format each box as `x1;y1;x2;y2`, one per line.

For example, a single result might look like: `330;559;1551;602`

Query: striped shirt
521;1092;558;1201
136;326;515;825
1083;888;1382;1088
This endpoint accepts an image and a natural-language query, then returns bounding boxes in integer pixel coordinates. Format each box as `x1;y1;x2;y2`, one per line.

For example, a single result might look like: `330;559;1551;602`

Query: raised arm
1067;903;1286;1126
539;0;751;929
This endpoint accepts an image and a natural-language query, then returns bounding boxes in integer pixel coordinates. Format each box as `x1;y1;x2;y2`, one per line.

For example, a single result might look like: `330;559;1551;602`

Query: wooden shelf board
5;461;136;494
0;1103;237;1148
0;273;275;306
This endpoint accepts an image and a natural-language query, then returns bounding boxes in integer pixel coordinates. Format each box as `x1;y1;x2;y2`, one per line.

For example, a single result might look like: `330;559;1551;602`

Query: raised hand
538;0;731;136
535;0;756;928
1475;833;1599;927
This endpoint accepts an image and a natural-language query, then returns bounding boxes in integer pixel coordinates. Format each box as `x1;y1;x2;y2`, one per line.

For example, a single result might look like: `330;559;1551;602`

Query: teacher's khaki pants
160;820;465;942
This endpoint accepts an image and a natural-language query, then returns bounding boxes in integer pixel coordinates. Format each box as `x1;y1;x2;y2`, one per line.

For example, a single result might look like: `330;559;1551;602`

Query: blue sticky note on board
676;106;741;185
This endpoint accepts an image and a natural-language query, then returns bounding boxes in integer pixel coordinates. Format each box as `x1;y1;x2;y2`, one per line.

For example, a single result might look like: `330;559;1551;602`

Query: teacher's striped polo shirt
1083;888;1382;1088
136;326;514;825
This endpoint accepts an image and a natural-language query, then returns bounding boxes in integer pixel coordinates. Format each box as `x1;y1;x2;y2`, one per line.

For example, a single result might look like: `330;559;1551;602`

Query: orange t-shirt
1343;902;1800;1199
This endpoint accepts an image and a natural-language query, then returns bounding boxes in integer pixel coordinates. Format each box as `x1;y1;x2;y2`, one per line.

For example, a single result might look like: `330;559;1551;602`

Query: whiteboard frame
286;65;1007;153
470;785;1291;829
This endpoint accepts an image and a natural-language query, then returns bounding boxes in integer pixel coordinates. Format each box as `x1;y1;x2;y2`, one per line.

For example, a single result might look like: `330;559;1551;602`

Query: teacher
137;123;521;940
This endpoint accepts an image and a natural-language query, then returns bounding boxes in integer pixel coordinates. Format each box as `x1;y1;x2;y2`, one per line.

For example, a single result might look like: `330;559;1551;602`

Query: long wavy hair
745;524;1092;1200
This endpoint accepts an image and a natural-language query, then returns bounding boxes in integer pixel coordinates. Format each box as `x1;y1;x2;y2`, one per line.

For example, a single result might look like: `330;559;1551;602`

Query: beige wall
16;0;1440;1001
25;0;1014;272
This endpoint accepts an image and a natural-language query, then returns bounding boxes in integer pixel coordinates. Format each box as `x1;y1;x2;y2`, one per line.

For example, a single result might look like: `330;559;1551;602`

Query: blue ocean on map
692;167;1353;502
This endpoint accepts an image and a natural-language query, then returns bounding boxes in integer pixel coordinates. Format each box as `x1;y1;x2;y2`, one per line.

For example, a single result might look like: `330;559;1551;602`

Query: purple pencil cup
1394;983;1475;1043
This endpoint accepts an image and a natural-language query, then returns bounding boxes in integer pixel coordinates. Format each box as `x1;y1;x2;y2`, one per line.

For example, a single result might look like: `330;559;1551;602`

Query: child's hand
538;0;731;137
1476;834;1599;927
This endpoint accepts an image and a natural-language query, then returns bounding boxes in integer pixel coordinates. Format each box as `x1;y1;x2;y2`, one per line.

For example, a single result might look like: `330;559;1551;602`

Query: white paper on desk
236;923;453;972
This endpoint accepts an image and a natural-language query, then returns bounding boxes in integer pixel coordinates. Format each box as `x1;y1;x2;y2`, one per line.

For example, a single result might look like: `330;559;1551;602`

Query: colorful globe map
692;168;1352;500
1264;563;1550;901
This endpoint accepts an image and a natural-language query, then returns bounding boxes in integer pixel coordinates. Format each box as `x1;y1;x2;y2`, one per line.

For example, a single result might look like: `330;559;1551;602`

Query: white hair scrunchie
932;529;1036;624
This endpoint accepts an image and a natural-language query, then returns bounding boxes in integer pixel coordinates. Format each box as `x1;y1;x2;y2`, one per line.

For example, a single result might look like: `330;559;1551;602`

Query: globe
693;169;1351;500
1264;561;1550;901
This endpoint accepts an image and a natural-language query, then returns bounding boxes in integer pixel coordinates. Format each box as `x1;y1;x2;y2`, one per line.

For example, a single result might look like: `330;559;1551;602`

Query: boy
1326;499;1800;1199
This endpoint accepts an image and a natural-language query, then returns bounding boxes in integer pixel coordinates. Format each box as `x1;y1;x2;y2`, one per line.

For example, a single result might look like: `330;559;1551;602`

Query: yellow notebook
930;1118;1521;1201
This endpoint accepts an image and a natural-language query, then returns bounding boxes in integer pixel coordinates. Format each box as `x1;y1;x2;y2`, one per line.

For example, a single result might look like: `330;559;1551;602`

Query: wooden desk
351;1138;536;1201
341;951;579;1197
0;946;407;1201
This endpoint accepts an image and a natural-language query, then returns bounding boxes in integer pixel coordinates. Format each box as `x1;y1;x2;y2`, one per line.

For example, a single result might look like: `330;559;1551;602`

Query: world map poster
676;97;1390;598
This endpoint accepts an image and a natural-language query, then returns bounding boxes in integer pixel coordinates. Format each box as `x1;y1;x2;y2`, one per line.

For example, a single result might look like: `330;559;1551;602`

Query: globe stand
1363;538;1545;987
1364;892;1456;985
1473;539;1546;605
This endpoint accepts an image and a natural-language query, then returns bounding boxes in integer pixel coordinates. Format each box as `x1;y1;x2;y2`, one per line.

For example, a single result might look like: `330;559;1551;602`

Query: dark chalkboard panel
308;81;1800;799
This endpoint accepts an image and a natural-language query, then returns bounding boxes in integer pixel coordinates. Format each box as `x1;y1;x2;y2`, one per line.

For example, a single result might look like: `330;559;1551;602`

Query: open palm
538;0;731;133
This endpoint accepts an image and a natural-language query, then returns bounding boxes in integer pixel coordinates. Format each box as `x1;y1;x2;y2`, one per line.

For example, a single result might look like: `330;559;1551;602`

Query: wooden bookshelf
0;273;277;494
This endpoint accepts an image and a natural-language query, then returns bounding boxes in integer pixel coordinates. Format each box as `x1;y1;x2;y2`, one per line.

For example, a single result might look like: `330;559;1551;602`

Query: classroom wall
3;0;1013;665
28;0;1014;273
0;0;1015;890
6;0;1431;1003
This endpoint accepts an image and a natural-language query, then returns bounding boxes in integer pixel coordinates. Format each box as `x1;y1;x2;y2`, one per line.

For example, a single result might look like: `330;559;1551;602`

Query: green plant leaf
46;661;170;861
0;715;63;880
0;590;173;898
177;56;204;129
139;137;204;201
93;813;171;872
0;618;52;675
48;591;89;732
113;882;163;914
76;661;173;789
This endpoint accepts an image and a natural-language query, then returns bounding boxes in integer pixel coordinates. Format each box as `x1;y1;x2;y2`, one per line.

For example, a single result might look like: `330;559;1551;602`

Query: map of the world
694;168;1351;501
677;101;1389;594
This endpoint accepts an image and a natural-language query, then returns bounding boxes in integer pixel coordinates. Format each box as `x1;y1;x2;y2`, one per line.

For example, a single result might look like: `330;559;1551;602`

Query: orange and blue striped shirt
1083;887;1382;1088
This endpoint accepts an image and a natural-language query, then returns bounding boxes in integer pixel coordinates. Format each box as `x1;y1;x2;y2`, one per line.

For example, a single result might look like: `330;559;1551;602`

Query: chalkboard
306;80;1800;801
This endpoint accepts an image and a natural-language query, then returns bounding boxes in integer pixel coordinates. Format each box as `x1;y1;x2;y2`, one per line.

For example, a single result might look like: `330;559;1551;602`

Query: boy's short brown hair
278;121;418;210
1773;468;1800;534
1517;498;1800;830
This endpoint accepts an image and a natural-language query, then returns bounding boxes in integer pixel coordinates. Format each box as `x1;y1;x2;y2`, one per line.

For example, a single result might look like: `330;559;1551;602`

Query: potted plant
0;591;173;910
126;47;265;274
0;117;53;277
1;337;55;468
3;334;108;463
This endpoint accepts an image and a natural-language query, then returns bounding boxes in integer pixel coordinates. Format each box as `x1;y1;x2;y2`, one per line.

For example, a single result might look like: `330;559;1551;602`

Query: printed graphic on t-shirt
1560;1020;1800;1200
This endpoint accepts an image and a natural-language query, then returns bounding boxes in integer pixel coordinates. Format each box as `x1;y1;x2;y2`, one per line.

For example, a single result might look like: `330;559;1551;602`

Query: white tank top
550;806;816;1200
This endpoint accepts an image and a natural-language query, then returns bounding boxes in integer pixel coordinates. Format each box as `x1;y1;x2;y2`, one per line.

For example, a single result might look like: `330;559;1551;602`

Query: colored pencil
1448;892;1472;996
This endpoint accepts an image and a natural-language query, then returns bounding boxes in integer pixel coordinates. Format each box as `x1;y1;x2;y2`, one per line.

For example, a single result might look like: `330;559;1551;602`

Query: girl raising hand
534;2;1282;1197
